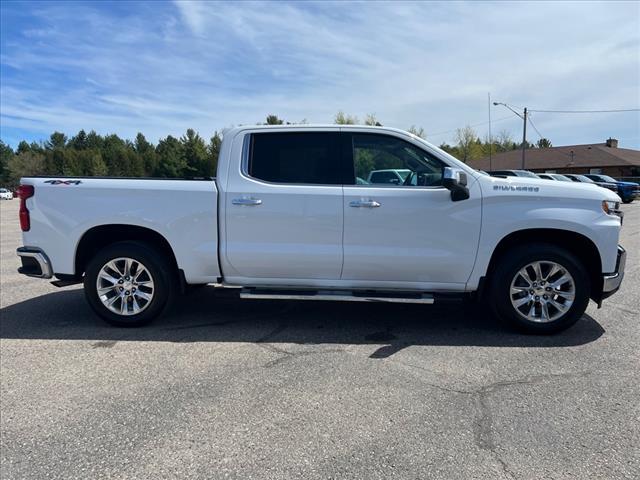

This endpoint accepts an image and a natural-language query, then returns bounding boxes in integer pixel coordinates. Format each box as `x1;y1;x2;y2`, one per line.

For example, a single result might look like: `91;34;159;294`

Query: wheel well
485;229;603;299
75;225;179;277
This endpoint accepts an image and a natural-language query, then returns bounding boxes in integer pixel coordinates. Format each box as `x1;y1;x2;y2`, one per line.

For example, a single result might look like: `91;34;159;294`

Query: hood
481;174;622;202
615;180;639;187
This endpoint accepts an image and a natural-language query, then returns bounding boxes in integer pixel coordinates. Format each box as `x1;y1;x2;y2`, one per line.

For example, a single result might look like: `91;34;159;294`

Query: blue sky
1;0;639;149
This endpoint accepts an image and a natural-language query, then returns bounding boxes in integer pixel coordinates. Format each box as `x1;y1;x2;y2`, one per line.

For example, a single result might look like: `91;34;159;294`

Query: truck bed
19;176;221;284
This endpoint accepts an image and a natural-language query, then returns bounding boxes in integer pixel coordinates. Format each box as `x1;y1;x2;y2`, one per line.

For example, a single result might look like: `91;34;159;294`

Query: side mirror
442;167;470;201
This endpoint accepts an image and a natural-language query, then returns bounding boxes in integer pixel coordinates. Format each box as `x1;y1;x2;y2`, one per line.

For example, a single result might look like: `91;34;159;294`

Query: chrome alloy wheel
509;261;575;323
96;257;155;316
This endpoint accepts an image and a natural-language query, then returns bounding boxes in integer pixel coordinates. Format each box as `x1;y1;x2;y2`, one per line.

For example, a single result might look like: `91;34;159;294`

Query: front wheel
84;242;174;327
490;244;590;334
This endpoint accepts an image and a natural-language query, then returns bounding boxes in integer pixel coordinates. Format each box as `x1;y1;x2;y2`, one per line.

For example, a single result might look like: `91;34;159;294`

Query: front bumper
17;247;53;279
601;245;626;301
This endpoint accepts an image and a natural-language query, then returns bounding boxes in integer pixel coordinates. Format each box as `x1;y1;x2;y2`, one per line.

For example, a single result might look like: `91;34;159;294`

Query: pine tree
46;132;67;150
101;134;128;176
70;130;88;150
16;141;32;155
156;135;186;177
265;115;284;125
0;140;13;184
86;131;104;150
181;129;208;177
135;133;158;176
207;131;223;177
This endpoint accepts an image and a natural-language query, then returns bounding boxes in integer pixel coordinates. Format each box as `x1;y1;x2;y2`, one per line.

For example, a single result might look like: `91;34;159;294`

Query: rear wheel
491;244;590;334
84;242;174;327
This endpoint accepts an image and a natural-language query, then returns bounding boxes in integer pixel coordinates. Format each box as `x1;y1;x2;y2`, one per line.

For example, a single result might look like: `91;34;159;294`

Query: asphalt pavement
1;199;638;479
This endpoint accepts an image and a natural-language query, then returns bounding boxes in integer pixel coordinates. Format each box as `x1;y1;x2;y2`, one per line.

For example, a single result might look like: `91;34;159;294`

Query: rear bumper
17;247;53;279
601;245;626;300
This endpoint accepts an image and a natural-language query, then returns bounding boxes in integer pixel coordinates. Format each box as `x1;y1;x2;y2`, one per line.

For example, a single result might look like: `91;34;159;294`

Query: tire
84;241;174;327
490;243;590;334
622;198;633;204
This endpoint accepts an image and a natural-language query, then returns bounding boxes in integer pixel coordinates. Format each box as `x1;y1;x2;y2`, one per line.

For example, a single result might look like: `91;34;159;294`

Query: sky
1;0;639;149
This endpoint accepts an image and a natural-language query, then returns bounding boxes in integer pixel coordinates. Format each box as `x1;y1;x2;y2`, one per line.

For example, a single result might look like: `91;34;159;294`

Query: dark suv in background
585;174;639;203
564;174;619;194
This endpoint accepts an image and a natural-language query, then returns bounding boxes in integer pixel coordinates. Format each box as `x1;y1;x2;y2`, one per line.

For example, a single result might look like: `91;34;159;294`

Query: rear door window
248;132;344;185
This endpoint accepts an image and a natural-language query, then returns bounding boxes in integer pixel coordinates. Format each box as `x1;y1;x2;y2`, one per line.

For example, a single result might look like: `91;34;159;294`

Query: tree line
0;129;222;187
0;113;551;186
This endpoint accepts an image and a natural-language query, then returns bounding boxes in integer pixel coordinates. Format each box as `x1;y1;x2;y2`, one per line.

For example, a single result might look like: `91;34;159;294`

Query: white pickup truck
16;125;626;333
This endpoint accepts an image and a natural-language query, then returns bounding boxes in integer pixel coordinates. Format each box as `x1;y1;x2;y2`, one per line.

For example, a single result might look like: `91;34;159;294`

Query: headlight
602;200;620;215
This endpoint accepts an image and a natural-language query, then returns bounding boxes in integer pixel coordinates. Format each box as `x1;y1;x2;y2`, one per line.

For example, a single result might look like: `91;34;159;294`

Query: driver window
351;133;445;187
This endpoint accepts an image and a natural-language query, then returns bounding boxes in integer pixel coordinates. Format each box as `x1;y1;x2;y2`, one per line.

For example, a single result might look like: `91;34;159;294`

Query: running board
239;288;434;304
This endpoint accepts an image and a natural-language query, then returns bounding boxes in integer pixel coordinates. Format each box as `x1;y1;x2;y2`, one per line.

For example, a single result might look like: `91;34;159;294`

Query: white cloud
1;0;638;148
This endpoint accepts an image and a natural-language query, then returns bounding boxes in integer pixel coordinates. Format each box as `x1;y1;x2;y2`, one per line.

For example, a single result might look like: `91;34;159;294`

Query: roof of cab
223;124;419;137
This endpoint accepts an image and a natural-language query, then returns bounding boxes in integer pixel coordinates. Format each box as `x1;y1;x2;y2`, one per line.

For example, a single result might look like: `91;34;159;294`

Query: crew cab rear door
341;131;482;289
222;129;346;281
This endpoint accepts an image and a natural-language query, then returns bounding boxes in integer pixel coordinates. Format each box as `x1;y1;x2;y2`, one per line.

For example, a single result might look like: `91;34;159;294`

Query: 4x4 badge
44;180;82;185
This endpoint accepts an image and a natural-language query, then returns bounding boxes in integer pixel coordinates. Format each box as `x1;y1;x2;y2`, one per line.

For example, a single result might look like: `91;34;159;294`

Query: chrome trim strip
17;247;53;279
240;290;434;304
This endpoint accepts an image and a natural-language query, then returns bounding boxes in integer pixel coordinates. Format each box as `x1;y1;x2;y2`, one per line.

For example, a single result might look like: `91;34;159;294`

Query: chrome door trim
232;197;263;206
349;200;381;208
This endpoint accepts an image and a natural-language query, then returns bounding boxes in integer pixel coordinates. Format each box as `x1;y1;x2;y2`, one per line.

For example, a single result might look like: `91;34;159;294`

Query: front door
341;131;482;288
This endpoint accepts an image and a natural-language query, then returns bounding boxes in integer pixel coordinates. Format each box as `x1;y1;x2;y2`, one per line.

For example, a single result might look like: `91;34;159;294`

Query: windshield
574;175;594;183
517;171;540;178
396;169;411;181
598;175;618;183
551;174;572;182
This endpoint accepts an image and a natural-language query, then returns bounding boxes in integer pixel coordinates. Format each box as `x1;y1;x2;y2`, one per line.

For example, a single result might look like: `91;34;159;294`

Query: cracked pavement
1;200;639;479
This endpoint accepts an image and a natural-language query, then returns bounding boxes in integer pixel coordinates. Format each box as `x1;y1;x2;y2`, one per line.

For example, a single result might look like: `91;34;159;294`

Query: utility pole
521;107;527;169
493;102;529;170
488;92;492;171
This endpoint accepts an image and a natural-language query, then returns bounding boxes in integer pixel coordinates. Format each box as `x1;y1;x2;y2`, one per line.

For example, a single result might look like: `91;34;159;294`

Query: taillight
17;184;34;231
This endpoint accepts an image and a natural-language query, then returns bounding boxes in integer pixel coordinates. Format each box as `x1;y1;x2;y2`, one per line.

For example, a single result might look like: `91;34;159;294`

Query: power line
494;102;638;114
527;115;545;140
520;117;580;160
528;108;639;114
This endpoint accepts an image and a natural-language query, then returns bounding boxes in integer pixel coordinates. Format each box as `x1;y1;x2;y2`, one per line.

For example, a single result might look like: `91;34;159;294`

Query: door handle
349;200;381;208
232;197;262;206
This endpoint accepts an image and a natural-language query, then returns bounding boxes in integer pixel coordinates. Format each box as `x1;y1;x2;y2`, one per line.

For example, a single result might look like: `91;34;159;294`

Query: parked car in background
489;170;540;179
564;174;619;194
585;174;639;203
367;169;411;185
537;173;573;182
0;188;14;200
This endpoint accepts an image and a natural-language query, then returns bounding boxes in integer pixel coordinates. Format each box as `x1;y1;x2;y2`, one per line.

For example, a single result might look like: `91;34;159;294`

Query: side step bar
240;288;434;304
